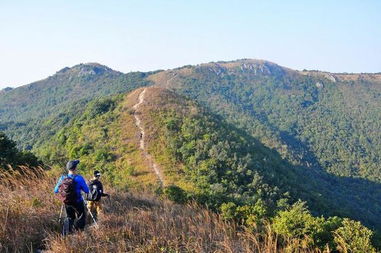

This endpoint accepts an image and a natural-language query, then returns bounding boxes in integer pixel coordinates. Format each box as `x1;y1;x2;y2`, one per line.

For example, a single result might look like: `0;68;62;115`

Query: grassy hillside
1;149;379;251
35;91;160;190
149;59;381;183
1;166;354;253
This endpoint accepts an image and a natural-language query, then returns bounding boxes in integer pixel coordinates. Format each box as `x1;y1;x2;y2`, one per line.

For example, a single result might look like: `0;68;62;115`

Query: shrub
334;218;376;253
220;199;268;228
163;185;187;204
95;149;113;162
272;201;323;248
220;202;238;220
86;98;116;119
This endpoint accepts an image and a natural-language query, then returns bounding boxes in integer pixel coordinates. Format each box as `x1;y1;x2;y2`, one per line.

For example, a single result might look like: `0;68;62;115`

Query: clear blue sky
0;0;380;88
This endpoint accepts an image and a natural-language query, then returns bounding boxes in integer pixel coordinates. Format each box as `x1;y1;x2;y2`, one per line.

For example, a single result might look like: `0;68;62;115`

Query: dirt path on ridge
133;88;164;185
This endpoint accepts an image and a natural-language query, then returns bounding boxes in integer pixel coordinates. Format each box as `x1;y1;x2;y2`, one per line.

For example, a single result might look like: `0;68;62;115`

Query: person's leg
73;201;86;231
94;201;103;221
65;205;76;233
88;201;97;221
96;201;102;214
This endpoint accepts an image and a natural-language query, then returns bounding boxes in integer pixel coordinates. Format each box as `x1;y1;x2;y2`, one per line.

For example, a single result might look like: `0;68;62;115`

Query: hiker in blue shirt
54;160;89;233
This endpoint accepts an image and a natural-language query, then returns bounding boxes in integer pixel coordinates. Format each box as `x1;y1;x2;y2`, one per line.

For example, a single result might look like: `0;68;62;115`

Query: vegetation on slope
137;88;381;234
34;86;381;230
149;59;381;183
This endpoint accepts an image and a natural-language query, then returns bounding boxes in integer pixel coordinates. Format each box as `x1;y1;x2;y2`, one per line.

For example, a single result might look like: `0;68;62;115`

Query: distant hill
0;63;151;149
0;87;13;93
0;63;151;122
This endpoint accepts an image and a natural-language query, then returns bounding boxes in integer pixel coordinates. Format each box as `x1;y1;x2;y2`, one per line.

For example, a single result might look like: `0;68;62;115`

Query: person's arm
78;176;89;194
53;176;64;193
99;182;109;197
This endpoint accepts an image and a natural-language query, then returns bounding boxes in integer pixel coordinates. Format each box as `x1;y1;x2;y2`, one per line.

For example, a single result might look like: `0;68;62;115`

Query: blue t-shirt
54;174;89;203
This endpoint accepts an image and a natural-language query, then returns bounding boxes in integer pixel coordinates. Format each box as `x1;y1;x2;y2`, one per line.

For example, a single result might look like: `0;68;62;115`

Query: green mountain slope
149;59;381;183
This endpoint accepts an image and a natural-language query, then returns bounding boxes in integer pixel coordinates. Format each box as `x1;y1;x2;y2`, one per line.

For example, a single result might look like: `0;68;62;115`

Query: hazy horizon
1;0;380;89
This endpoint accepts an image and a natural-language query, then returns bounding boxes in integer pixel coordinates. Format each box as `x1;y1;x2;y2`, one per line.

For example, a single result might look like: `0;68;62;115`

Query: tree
0;132;41;169
0;132;18;168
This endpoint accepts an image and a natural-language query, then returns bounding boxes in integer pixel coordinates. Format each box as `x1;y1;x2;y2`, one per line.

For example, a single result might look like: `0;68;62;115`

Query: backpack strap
65;174;77;180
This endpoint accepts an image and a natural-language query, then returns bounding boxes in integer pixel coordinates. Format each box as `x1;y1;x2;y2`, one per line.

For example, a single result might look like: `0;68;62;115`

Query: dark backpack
88;180;102;201
57;175;77;204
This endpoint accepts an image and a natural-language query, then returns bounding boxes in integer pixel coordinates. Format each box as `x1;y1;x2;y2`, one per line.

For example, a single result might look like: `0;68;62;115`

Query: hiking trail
133;88;164;184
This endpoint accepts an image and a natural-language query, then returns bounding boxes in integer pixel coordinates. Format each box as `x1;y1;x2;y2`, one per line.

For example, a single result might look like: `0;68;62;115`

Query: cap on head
66;160;80;171
94;170;101;177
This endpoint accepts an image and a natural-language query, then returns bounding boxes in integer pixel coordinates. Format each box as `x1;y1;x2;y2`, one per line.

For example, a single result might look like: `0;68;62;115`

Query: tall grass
1;166;328;252
0;166;60;252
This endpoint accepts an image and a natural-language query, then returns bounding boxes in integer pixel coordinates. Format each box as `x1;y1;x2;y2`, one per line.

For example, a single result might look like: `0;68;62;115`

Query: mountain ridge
3;58;381;91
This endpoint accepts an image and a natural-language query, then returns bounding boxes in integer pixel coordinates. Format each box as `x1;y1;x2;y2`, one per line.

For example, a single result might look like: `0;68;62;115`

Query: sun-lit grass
0;165;331;253
0;166;60;252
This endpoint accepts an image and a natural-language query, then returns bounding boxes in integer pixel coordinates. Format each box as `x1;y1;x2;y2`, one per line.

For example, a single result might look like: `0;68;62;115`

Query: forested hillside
149;59;381;183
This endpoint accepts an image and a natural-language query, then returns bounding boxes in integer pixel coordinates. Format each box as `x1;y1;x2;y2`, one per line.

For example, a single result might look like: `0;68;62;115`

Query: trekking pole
84;200;99;228
58;204;64;222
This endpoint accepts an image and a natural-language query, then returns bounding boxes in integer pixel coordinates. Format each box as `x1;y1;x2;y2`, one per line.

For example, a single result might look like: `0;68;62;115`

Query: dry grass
0;166;60;252
47;192;273;253
46;191;328;253
0;166;328;253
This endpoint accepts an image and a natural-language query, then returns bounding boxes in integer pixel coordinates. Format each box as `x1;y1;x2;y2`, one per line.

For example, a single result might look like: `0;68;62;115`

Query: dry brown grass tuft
46;191;325;253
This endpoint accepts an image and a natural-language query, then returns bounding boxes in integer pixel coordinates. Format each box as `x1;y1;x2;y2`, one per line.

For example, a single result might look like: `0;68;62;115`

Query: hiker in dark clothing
87;170;109;221
54;160;89;232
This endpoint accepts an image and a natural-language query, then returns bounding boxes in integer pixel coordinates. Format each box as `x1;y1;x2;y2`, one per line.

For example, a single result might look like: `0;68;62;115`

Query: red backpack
57;175;77;204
